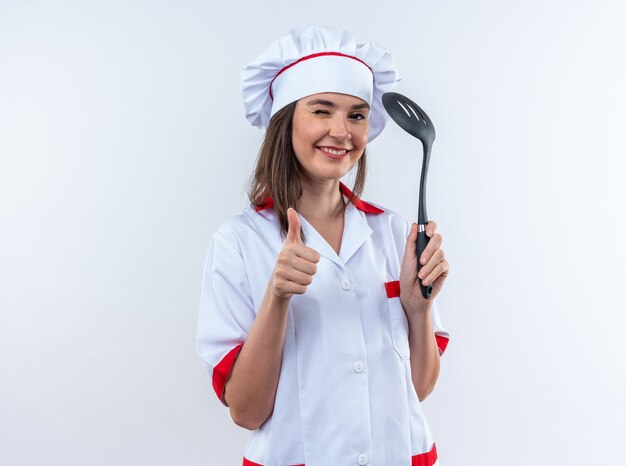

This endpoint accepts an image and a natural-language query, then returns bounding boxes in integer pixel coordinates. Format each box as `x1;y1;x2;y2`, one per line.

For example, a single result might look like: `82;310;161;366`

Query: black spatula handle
416;228;433;299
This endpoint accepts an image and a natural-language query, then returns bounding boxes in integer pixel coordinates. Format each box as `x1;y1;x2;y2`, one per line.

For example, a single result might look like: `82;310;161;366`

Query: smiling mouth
317;146;351;156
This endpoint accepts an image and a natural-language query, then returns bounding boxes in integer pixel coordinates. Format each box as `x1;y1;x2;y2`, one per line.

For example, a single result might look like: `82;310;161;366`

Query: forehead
298;92;369;108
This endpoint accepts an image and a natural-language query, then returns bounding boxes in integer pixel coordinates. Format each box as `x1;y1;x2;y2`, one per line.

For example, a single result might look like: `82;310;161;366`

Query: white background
1;1;625;465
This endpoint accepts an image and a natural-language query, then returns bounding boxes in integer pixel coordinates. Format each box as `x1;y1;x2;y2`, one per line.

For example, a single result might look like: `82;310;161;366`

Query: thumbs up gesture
271;208;321;299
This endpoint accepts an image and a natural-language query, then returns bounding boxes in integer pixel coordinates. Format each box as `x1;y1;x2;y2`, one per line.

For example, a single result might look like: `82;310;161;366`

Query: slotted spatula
382;91;436;299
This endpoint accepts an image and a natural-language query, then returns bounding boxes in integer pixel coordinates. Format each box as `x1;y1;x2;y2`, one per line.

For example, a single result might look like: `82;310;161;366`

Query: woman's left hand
399;220;449;314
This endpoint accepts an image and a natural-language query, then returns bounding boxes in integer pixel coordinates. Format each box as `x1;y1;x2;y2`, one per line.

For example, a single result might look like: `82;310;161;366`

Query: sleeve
196;231;257;406
431;299;450;355
400;217;451;356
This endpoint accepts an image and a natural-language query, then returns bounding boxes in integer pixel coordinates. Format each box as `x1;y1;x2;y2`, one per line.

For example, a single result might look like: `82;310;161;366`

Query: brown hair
247;101;368;242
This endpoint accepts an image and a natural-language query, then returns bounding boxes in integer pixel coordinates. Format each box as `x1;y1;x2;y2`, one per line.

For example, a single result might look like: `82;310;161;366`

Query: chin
304;168;349;183
321;164;353;178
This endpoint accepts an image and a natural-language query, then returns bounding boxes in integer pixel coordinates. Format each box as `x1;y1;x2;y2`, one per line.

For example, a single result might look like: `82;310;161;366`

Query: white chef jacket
196;183;450;466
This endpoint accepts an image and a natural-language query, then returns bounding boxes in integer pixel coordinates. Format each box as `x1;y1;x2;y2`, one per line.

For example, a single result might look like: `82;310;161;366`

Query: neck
297;178;345;222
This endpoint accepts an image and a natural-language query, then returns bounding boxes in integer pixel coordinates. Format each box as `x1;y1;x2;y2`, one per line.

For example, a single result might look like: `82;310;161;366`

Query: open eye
349;112;367;120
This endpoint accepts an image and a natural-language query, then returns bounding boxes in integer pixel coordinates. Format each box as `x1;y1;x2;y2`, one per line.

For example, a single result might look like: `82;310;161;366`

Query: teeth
320;147;348;155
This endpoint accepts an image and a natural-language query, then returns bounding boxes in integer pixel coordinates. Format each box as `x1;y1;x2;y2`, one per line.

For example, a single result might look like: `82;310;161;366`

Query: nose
328;115;351;141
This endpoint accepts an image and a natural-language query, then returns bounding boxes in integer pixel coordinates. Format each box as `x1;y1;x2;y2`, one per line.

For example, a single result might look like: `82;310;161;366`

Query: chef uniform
196;26;450;466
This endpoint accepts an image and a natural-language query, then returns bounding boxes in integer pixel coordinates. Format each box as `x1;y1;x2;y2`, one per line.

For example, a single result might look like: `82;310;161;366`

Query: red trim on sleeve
412;443;438;466
212;344;244;402
384;280;401;298
435;335;449;355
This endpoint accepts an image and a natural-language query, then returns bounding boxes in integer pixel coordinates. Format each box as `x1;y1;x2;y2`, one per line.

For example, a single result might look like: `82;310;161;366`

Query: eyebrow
306;98;370;110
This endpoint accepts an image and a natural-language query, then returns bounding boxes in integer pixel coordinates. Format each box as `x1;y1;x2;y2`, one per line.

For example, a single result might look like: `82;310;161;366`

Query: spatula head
382;92;435;144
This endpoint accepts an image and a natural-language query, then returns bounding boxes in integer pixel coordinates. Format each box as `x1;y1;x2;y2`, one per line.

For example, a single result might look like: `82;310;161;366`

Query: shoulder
342;182;410;238
353;197;412;263
212;203;280;253
359;199;412;241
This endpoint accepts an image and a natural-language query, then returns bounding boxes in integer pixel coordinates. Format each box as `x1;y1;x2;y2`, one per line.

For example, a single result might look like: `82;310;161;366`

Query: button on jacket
196;184;450;466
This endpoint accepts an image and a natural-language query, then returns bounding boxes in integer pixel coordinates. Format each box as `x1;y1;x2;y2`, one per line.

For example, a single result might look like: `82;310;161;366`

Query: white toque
241;25;401;142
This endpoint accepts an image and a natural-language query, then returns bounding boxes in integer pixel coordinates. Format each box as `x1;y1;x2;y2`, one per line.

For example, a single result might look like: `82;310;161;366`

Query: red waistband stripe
242;443;437;466
413;443;438;466
243;459;303;466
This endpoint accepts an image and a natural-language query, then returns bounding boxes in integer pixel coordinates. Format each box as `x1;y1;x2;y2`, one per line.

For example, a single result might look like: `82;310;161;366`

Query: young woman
197;26;450;466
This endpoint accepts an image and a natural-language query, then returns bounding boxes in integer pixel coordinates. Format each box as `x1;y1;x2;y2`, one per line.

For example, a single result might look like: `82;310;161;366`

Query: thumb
286;208;302;243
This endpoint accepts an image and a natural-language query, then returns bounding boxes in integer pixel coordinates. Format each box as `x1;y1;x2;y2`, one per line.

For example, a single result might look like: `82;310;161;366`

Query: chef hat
241;25;401;142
